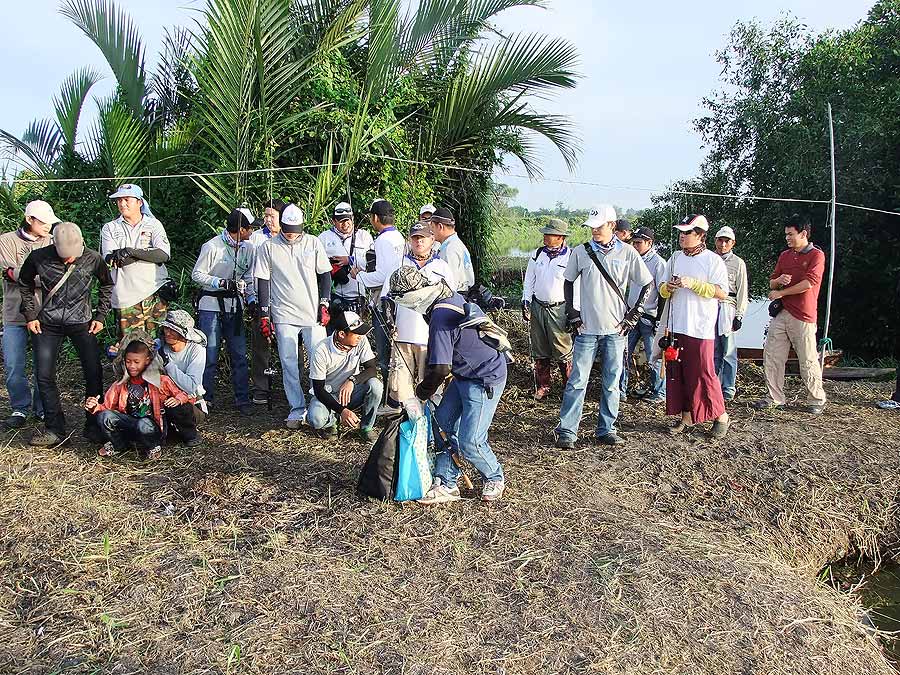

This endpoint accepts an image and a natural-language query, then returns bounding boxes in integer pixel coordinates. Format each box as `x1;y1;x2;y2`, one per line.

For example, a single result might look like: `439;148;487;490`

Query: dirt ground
2;319;900;674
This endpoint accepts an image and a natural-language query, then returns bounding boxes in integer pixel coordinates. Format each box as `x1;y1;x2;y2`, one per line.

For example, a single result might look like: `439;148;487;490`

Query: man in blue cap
100;184;172;343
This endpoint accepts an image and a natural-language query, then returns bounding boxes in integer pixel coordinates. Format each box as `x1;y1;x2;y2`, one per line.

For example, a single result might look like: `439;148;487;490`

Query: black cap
431;206;455;225
631;226;655;241
615;218;632;232
366;199;394;218
331;310;372;336
226;208;254;233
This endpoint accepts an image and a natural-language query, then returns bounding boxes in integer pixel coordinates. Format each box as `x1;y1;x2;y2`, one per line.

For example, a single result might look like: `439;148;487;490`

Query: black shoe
30;430;67;447
83;424;105;444
751;399;783;411
3;412;27;430
184;436;203;448
237;404;254;416
554;436;575;449
803;404;825;415
596;433;625;446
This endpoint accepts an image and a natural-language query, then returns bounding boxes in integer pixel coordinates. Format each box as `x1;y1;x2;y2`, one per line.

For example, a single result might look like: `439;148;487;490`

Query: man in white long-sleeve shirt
191;208;256;414
713;226;749;401
432;207;475;294
319;202;373;315
351;199;405;378
521;218;577;400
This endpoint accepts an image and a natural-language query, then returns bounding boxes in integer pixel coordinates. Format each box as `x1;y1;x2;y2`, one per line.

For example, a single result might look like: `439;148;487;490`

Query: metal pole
820;102;837;368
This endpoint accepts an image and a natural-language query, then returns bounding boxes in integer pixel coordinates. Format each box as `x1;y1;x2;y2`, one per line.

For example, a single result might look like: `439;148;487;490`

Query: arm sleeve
415;364;451;401
317;271;331;302
161;377;191;404
633;283;653;313
93;255;114;321
522;257;536;301
18;252;39;321
257;278;271;317
128;247;169;263
735;259;749;318
353;357;378;386
191;242;221;290
312;379;345;415
564;279;575;313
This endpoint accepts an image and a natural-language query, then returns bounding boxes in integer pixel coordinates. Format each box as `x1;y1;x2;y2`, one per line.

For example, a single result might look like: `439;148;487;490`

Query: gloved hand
732;317;742;332
157;348;170;366
219;278;237;293
3;267;15;283
259;317;274;340
566;307;582;333
317;302;330;326
618;307;641;335
105;248;133;268
521;300;531;323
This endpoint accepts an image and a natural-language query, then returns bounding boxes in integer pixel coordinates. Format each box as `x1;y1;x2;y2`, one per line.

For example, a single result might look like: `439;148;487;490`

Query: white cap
24;200;59;225
674;214;710;232
280;204;305;232
715;225;735;240
584;204;617;228
420;203;436;216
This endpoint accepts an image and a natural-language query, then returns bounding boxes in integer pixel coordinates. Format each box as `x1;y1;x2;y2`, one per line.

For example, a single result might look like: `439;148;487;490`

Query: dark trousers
250;318;271;397
96;411;162;450
166;403;204;441
34;322;103;437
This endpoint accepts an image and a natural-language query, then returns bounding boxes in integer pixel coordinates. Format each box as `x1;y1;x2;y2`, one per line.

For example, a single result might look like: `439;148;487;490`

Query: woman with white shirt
658;214;730;439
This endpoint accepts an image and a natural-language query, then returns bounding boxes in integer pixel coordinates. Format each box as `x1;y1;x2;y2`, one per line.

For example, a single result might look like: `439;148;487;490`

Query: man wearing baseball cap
0;201;58;429
351;199;406;379
254;202;332;429
657;214;731;438
713;225;748;401
319;201;373;316
191;208;257;415
431;207;475;294
101;183;172;341
620;226;668;404
615;218;632;242
18;222;114;447
419;203;436;221
521;218;577;400
554;205;654;448
379;220;455;407
307;310;383;441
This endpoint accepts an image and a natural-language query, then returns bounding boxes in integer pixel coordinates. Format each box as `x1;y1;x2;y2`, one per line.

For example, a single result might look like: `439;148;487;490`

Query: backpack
432;300;516;363
357;412;432;502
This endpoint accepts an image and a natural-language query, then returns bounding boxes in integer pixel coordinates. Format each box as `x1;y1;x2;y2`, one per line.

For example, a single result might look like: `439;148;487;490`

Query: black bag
357;414;403;499
158;278;179;303
768;299;784;318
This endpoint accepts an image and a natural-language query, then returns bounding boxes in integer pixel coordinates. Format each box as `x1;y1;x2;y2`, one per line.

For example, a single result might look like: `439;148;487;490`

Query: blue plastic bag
394;413;432;501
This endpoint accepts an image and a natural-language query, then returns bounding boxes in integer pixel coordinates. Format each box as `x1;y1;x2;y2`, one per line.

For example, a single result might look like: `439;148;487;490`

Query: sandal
668;421;690;435
146;445;162;460
98;442;118;457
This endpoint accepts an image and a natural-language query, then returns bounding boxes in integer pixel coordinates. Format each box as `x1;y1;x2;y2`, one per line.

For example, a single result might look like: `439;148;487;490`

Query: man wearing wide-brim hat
521;218;579;400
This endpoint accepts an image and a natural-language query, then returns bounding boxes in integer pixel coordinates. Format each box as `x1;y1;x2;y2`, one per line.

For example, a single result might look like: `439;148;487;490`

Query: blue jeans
96;410;161;450
556;333;626;441
2;325;43;416
433;377;506;488
198;310;250;407
307;378;383;430
714;332;738;399
619;322;664;399
275;323;326;421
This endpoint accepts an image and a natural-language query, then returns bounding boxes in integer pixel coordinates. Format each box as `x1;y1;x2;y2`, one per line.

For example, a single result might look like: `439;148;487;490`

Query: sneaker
596;433;625;446
252;393;269;405
98;441;119;457
418;481;461;505
644;395;666;405
554;433;575;449
751;399;783;411
3;412;27;430
876;400;900;410
237;404;254;416
803;404;825;415
359;427;379;442
146;445;162;460
30;430;66;447
285;414;305;430
184;436;202;448
723;393;735;403
533;387;550;401
376;403;402;417
315;425;338;438
710;414;730;439
481;480;506;502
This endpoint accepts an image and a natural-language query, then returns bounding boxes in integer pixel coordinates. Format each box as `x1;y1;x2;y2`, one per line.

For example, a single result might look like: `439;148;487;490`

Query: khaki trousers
763;311;827;406
530;301;573;362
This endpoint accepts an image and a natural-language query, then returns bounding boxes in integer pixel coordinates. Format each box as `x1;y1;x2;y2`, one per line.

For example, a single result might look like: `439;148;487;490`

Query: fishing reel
658;334;681;362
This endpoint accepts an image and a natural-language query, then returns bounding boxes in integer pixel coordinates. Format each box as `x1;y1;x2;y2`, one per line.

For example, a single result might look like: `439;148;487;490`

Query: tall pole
820;103;837;368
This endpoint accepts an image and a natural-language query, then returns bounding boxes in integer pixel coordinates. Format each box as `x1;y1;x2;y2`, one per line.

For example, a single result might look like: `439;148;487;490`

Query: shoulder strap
533;247;542;262
582;242;629;310
36;263;77;314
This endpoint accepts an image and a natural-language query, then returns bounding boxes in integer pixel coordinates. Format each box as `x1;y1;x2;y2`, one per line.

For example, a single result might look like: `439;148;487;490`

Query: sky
0;0;876;212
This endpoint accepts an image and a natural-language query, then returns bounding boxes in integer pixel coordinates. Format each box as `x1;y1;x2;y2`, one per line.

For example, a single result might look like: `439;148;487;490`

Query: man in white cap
307;310;383;441
431;207;475;294
713;225;748;402
254;203;332;429
554;204;654;448
351;199;405;379
101;183;172;341
419;203;436;222
191;208;256;415
0;200;58;429
319;201;373;315
18;222;114;447
521;218;577;400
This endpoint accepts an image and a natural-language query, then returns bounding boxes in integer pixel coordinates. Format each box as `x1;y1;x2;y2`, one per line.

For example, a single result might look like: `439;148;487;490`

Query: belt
533;298;565;308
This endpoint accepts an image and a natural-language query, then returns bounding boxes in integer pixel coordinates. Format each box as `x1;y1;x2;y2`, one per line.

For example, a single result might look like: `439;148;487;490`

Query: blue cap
109;183;145;200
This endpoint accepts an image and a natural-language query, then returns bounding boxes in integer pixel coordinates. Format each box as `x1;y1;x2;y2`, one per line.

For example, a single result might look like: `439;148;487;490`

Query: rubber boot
533;359;552;400
559;360;573;386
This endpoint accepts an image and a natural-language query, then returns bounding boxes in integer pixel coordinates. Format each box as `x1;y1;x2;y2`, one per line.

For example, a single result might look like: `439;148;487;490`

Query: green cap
539;218;570;236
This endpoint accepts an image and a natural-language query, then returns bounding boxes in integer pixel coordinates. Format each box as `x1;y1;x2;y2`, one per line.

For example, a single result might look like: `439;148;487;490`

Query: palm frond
150;26;195;132
60;0;148;117
396;0;465;72
0;125;56;178
365;0;401;98
92;95;150;179
22;119;63;168
53;67;104;150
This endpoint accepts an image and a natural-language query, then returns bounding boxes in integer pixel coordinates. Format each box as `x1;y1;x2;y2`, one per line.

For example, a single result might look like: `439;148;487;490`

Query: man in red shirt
753;217;827;413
